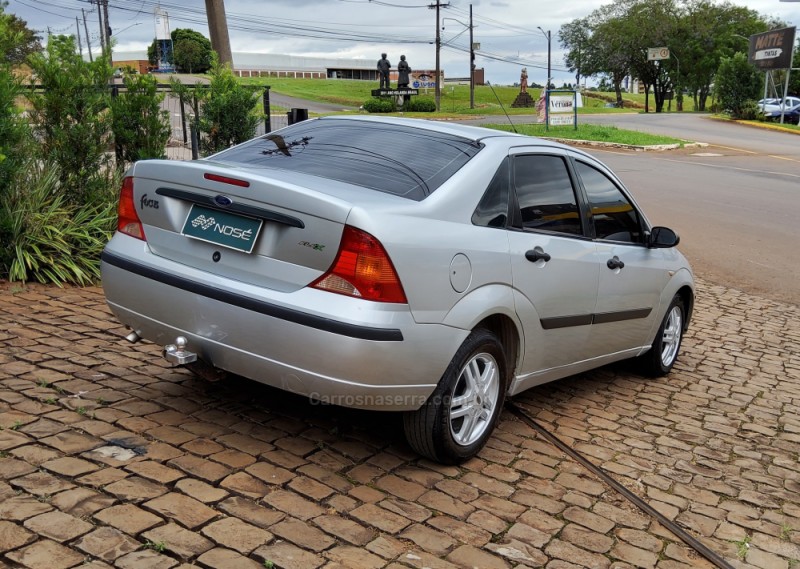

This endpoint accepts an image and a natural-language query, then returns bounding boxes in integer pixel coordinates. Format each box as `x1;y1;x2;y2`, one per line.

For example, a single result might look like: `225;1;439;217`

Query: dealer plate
182;204;262;253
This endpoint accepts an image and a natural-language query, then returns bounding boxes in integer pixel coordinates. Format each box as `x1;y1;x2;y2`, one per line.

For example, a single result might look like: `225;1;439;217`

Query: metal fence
154;85;290;161
23;83;296;162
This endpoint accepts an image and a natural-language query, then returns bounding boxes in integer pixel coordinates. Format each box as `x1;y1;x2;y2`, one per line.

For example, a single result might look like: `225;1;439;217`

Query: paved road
2;276;800;568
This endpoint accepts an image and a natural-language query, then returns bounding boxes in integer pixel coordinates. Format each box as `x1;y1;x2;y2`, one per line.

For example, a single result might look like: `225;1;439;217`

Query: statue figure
377;53;391;89
397;55;411;89
520;67;528;93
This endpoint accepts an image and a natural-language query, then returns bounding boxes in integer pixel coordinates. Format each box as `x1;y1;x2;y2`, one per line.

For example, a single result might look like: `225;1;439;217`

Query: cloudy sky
6;0;800;85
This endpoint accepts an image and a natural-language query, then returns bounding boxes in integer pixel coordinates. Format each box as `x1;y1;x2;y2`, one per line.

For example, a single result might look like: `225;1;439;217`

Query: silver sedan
101;116;694;463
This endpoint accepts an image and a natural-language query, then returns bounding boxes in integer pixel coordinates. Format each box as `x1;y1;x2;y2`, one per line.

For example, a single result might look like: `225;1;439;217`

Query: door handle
525;248;551;263
606;256;625;270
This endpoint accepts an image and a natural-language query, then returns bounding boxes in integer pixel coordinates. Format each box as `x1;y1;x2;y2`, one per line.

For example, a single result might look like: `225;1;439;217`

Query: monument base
511;92;535;108
371;88;419;97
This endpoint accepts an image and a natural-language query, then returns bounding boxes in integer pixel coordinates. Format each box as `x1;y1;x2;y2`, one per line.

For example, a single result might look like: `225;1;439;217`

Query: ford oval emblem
213;195;233;207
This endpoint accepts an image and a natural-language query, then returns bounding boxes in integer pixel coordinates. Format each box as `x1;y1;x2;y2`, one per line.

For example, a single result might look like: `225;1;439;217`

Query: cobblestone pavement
1;279;798;569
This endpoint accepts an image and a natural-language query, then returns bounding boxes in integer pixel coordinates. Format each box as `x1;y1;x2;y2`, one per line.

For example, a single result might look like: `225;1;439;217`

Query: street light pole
537;26;551;90
443;10;475;109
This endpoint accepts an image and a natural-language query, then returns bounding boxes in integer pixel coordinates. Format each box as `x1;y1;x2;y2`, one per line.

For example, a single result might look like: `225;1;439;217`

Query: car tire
639;294;685;377
403;328;507;464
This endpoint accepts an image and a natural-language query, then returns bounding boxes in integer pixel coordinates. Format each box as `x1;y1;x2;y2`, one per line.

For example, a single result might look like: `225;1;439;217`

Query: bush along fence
0;38;277;286
115;81;277;162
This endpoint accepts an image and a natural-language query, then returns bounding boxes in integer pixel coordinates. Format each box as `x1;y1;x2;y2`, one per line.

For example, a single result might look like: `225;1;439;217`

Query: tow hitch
163;336;197;365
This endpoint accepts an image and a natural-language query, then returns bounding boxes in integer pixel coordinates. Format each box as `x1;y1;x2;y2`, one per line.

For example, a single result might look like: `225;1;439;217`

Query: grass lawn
238;76;690;115
235;76;703;146
486;123;688;146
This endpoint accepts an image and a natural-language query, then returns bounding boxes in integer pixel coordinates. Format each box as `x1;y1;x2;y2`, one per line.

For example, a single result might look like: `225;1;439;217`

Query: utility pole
204;0;234;68
76;17;83;58
469;4;474;109
102;0;112;60
429;0;449;112
94;1;105;55
82;8;93;62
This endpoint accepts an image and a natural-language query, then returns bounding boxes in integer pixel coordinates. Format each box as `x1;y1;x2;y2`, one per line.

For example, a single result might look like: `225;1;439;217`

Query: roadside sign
545;90;578;131
549;95;575;112
648;47;670;61
548;114;575;127
748;27;796;69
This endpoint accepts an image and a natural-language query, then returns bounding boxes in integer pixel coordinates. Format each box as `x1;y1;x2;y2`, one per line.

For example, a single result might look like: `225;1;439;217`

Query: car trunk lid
129;160;351;292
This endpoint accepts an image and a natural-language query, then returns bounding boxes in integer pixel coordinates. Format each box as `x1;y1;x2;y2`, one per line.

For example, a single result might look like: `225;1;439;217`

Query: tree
111;73;171;165
714;52;761;118
559;0;773;112
147;28;213;73
676;1;768;111
26;35;114;204
174;38;205;74
196;57;261;156
0;2;41;66
0;4;31;192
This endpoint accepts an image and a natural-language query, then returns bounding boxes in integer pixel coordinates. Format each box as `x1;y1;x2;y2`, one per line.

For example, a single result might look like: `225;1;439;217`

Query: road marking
706;144;758;154
656;157;800;179
768;154;800;163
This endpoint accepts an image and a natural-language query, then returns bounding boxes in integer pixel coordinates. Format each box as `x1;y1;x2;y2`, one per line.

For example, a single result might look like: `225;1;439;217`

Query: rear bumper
101;237;466;411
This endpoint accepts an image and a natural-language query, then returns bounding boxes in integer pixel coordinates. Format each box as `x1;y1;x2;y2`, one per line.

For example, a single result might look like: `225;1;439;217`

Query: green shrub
111;73;171;166
403;97;436;112
738;100;761;121
198;57;262;156
714;53;761;120
0;159;117;285
1;7;34;203
363;97;396;113
0;60;29;199
26;35;114;205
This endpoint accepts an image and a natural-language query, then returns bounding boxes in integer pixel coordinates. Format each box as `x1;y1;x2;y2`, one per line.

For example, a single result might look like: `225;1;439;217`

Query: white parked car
759;97;800;113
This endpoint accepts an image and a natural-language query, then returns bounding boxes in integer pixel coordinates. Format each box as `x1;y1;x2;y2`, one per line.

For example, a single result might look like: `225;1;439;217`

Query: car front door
505;152;600;378
573;160;667;357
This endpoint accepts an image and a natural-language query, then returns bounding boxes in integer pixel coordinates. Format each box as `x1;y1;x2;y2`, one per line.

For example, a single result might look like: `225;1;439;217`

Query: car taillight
117;176;145;240
312;226;407;303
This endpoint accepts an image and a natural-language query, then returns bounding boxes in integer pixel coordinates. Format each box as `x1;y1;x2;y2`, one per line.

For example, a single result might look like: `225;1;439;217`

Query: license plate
182;205;263;253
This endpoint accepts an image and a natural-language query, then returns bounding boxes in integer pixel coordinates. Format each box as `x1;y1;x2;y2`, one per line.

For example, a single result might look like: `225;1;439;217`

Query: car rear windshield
212;119;483;201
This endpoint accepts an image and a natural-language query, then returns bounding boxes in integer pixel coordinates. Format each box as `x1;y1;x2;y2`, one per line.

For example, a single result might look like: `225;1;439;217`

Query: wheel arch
474;313;520;391
676;284;694;332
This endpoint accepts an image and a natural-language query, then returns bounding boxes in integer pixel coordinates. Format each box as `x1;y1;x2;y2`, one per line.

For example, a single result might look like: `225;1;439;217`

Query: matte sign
748;27;796;70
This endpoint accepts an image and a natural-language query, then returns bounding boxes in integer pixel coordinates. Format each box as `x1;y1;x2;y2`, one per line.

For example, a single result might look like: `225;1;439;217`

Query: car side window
472;158;510;228
575;161;644;243
512;155;582;236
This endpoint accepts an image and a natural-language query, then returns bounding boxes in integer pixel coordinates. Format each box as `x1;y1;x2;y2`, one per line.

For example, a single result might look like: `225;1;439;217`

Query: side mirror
647;226;680;248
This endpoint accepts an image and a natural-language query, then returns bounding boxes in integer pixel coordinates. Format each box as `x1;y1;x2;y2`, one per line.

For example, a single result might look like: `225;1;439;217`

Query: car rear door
505;151;600;373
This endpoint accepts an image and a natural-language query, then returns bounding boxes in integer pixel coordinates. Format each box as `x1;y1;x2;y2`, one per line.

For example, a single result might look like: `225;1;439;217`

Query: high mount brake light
117;177;145;240
204;173;250;187
312;226;407;303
